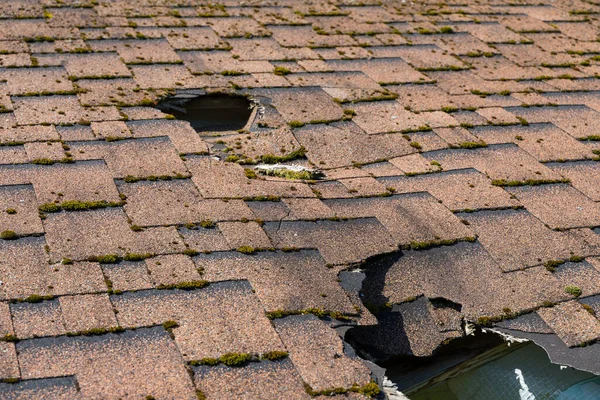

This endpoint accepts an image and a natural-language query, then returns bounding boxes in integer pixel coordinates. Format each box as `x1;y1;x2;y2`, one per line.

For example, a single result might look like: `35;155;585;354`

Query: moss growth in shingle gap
491;178;570;187
0;230;18;240
259;147;307;164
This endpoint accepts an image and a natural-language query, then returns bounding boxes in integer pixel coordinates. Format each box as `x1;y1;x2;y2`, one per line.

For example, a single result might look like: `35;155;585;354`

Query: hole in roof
156;93;253;132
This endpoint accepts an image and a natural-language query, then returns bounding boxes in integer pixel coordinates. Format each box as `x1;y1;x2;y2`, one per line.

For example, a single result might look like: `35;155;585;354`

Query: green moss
0;230;18;240
581;135;600;141
259;168;316;180
565;285;582;297
200;220;215;229
219;352;252;367
60;200;123;211
20;294;54;303
288;121;305;128
88;254;122;264
183;249;200;256
259;146;306;164
162;320;179;330
409;141;422;150
38;203;61;213
266;308;352;321
192;357;219;366
260;351;288;361
196;390;207;400
244;195;280;202
491;178;570;187
343;108;357;116
157;280;209;290
273;66;291;76
221;70;244;76
458;141;487;149
305;380;380;397
569;255;584;263
544;259;564;272
23;36;55;43
123;253;153;261
237;246;256;255
439;26;454;34
244;168;257;179
31;158;56;165
1;334;18;342
582;303;596;316
402;237;476;251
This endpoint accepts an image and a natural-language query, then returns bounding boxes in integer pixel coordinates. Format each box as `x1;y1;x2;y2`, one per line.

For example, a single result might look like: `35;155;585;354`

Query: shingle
537;301;600;347
197;250;355;313
294;122;414;169
351;101;427;134
326;58;427;84
114;38;181;64
549;161;600;201
324;193;473;246
0;125;60;144
0;237;53;300
70;137;188;179
47;261;106;297
460;209;584;271
218;221;272;249
259;87;344;124
59;293;117;332
17;327;198;399
102;262;153;292
554;261;600;298
43;208;184;262
274;315;371;391
112;281;285;360
194;360;310;400
64;53;131;78
127;119;209;155
506;184;600;229
0;184;43;236
0;342;18;380
131;64;193;89
0;376;81;400
120;179;253;226
11;299;65;339
146;254;201;286
347;297;459;359
0;67;73;95
423;144;562;183
373;44;468;70
264;218;397;265
185;156;314;198
379;169;519;211
472;123;593;162
12;95;86;125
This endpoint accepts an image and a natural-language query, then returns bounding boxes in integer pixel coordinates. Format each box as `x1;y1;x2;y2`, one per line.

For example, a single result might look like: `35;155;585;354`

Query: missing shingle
156;93;254;132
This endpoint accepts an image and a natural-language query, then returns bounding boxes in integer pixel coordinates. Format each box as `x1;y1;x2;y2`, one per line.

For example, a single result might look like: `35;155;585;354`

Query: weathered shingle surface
2;0;600;396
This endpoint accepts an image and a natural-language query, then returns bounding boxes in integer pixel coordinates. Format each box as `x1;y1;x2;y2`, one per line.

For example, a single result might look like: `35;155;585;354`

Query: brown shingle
59;293;117;332
197;250;356;313
112;281;285;360
537;301;600;347
274;315;371;391
194;360;310;400
18;327;197;399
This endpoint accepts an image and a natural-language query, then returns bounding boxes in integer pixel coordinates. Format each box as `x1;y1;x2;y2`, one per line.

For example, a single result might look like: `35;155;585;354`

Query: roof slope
1;0;600;396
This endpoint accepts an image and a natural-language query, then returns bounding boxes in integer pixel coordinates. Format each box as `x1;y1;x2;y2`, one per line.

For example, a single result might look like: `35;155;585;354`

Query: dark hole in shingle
156;93;252;132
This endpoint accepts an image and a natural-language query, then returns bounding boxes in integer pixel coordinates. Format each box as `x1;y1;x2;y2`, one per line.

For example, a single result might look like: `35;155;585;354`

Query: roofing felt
1;0;600;397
